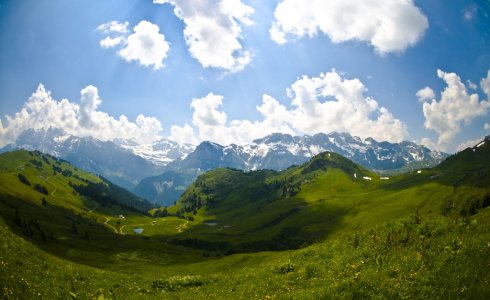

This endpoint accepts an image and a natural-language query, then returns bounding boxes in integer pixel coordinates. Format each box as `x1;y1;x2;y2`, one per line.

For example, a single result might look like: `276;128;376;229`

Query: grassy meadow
1;142;490;299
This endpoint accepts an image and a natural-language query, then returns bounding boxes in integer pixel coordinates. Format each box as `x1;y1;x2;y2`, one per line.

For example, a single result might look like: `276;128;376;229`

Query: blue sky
0;0;489;152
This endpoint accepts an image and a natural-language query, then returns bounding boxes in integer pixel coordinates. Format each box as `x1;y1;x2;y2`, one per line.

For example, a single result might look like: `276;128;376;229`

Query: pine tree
40;229;47;243
71;221;78;235
14;208;22;227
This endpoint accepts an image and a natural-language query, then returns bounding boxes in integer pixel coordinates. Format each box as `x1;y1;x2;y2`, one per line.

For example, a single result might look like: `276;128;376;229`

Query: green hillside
170;145;490;252
0;150;203;268
1;144;490;299
170;152;377;251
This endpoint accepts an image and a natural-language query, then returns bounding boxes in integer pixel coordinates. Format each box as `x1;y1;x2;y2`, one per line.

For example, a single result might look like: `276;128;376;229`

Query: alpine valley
0;136;489;299
1;128;447;206
2;1;490;298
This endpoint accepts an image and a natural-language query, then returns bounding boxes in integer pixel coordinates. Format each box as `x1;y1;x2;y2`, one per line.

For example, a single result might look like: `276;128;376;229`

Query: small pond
133;228;144;234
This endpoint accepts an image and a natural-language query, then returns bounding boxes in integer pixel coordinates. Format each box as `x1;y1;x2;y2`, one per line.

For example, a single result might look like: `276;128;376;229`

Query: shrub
151;275;207;292
29;159;43;169
18;173;30;186
34;184;48;195
273;261;296;275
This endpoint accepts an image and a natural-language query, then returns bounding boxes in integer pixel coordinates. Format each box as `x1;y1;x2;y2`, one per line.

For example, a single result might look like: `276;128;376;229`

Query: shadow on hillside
0;193;203;268
167;194;349;255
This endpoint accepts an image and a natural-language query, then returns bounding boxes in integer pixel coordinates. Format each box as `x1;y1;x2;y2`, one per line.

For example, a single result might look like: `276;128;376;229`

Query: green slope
170;144;490;252
1;143;490;299
2;203;490;299
0;150;204;268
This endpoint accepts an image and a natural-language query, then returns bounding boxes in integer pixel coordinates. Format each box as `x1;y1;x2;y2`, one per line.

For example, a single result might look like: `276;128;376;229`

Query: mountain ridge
166;132;447;173
166;136;489;252
0;128;163;190
140;132;447;205
1;128;448;205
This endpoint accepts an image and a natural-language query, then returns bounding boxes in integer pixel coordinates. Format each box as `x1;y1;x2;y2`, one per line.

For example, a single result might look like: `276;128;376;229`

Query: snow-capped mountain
1;128;447;206
134;132;447;206
0;128;161;189
115;138;194;166
166;132;447;173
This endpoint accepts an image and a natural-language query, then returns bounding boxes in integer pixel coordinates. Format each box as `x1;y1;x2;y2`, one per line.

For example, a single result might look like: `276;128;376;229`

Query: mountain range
1;128;447;205
0;128;164;189
139;132;447;205
164;132;447;172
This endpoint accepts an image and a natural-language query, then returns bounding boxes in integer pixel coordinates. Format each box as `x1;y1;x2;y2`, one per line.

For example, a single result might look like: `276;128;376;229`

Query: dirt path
103;217;119;234
87;201;99;213
176;220;189;233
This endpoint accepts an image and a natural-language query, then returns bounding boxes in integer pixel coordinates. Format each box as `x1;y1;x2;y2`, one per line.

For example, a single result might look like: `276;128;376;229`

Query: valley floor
2;210;490;299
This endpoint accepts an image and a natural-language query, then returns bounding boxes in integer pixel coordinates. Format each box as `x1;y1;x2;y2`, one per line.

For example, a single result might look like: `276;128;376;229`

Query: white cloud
420;137;437;151
98;20;170;70
79;85;102;128
286;71;408;142
99;36;125;48
485;123;490;131
97;20;129;34
467;80;478;90
481;70;490;98
270;0;428;54
416;86;435;103
97;21;129;49
169;123;198;145
176;92;295;145
191;93;227;134
154;0;254;72
421;69;490;151
455;138;483;152
0;84;162;147
170;70;407;145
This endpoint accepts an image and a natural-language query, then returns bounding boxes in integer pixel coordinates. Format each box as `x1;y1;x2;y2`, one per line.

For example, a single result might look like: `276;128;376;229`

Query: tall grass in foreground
2;212;489;299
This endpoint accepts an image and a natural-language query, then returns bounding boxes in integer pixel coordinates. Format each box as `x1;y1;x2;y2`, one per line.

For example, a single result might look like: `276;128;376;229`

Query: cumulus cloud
98;20;169;70
100;36;125;48
154;0;254;72
481;70;490;98
174;92;295;145
97;20;129;34
416;86;435;103
467;80;478;90
421;69;490;151
169;70;408;145
270;0;428;54
0;84;162;147
286;71;408;141
455;138;484;152
420;137;437;151
485;123;490;131
169;123;198;145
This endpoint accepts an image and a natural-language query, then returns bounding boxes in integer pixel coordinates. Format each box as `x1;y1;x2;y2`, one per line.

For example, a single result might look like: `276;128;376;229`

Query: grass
1;144;490;299
171;148;490;252
2;212;489;299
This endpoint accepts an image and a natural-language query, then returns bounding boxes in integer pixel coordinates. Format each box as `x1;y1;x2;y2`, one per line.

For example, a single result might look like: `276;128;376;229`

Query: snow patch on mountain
160;132;448;173
118;138;194;165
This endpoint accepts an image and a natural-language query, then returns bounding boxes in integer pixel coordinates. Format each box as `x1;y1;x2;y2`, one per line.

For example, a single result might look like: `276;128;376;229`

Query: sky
0;0;489;153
